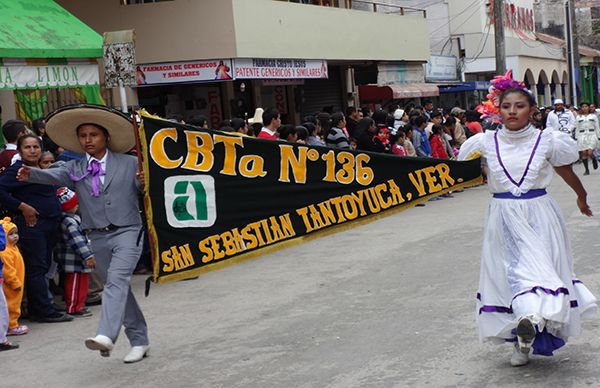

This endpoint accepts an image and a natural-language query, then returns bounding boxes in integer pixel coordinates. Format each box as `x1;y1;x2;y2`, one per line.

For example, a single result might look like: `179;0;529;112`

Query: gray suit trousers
89;225;148;346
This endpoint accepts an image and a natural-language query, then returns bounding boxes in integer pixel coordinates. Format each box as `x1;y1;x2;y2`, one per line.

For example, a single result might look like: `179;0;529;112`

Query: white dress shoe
510;345;530;367
123;345;150;363
85;335;114;357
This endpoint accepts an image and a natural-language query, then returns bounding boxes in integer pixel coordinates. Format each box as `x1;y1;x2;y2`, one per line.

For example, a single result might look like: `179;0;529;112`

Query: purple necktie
70;159;105;197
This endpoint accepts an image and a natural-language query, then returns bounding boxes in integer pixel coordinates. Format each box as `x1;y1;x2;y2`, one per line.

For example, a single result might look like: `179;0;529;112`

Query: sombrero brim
45;104;134;154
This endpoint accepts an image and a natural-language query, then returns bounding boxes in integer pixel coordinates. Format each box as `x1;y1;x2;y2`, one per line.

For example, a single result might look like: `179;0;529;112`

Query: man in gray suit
17;104;150;363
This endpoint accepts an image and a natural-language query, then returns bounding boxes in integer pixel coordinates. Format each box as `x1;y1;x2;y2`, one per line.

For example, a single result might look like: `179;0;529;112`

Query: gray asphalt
3;168;600;388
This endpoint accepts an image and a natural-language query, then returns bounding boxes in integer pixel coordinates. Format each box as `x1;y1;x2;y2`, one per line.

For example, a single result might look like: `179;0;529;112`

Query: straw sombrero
45;104;134;154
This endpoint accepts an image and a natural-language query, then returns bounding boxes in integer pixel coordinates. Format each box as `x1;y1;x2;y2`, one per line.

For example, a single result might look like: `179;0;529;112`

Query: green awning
0;0;102;58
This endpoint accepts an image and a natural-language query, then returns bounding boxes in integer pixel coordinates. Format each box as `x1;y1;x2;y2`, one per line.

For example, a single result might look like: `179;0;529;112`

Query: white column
555;83;563;100
531;83;538;105
544;83;552;107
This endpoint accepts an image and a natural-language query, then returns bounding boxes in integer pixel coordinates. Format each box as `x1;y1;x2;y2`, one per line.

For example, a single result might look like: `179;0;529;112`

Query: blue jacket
0;160;61;219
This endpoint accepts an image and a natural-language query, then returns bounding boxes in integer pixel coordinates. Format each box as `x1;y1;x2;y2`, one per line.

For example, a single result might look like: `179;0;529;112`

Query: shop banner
139;114;482;284
137;59;233;86
0;64;99;90
234;58;328;80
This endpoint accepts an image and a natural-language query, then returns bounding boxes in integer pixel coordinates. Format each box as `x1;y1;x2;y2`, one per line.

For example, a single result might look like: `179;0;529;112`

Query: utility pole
494;0;506;74
565;0;579;106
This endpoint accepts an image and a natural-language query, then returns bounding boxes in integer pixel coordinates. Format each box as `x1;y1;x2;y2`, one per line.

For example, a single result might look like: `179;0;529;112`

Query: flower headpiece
476;70;527;123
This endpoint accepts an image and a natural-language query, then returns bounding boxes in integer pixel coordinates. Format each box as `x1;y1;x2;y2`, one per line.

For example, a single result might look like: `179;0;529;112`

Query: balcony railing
276;0;427;18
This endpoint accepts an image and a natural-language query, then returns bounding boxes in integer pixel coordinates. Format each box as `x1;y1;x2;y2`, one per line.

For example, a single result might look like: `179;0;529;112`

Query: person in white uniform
459;88;597;367
546;99;576;136
574;102;600;175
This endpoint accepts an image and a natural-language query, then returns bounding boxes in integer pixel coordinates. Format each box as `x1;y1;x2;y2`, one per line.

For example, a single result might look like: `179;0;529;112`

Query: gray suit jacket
29;151;142;230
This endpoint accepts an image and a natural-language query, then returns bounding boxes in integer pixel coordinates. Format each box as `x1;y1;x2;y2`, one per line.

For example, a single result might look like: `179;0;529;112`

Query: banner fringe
154;176;484;284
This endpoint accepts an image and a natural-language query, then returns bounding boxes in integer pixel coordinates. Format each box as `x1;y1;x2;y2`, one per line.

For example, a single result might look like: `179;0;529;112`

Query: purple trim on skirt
493;189;547;200
513;286;569;301
478;285;574;315
494;129;543;188
573;279;583;285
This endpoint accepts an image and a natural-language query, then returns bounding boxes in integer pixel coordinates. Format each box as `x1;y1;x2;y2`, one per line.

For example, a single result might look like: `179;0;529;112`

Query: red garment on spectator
430;135;448;159
0;149;17;174
466;121;483;135
257;130;278;140
391;144;407;156
64;272;89;314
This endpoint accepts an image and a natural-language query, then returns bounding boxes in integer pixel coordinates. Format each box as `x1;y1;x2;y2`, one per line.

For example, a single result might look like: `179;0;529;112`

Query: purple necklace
494;128;542;188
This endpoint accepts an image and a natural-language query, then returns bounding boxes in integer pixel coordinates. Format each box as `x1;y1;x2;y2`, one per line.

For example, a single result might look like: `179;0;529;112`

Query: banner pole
131;106;143;172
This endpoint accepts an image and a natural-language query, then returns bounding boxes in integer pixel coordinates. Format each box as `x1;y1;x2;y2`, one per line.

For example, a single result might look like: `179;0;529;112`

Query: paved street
4;171;600;388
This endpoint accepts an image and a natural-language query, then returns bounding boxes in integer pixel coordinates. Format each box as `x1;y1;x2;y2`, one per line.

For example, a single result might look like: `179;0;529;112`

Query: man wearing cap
450;107;467;147
16;104;150;363
546;99;576;136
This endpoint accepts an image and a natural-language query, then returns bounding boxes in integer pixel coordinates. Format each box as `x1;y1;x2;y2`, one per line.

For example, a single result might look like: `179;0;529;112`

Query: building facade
57;0;432;124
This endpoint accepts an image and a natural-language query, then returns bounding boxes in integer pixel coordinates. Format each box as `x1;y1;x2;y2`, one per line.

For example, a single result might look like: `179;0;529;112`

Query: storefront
0;0;105;135
136;57;333;126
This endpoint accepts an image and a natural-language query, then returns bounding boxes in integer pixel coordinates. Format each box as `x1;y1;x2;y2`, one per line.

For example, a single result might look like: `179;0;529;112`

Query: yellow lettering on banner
214;135;243;176
162;245;195;271
422;166;442;193
279;214;295;237
182;131;214;172
329;197;347;222
199;239;213;263
317;201;336;226
249;222;266;247
335;152;354;184
260;219;275;244
279;145;308;183
375;183;393;210
365;188;381;213
208;235;225;260
387;179;405;205
269;216;286;241
341;195;359;220
241;224;259;249
436;163;455;189
355;154;373;186
350;190;367;216
296;206;314;232
239;155;267;178
408;170;427;197
308;205;326;230
150;128;182;169
221;231;237;255
161;250;174;272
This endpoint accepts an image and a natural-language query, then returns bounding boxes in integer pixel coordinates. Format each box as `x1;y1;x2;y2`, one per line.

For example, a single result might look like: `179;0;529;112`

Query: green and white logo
164;175;216;228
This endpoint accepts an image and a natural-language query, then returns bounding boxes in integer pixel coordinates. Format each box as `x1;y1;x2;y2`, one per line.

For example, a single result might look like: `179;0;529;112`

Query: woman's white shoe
510;345;530;367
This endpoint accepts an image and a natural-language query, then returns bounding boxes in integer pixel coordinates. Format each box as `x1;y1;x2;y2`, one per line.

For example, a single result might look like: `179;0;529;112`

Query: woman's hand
16;165;30;181
18;203;38;227
577;196;593;217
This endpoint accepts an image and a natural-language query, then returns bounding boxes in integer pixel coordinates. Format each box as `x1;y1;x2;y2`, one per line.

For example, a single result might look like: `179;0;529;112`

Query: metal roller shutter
300;66;343;116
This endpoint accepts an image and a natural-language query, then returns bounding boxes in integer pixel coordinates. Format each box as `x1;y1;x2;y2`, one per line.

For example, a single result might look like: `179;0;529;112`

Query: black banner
139;113;482;283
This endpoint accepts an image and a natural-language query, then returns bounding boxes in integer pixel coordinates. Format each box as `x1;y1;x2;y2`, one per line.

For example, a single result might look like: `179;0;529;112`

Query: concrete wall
56;0;237;63
232;0;428;61
58;0;429;63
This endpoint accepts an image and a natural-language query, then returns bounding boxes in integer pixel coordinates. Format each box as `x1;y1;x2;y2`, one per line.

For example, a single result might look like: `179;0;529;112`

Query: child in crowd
349;137;358;151
429;125;449;159
0;227;18;351
391;130;407;156
373;127;391;153
0;218;27;335
403;125;417;157
39;151;55;169
55;187;95;317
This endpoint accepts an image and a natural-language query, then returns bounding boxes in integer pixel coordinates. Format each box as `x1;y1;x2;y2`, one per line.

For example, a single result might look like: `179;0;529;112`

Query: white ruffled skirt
476;193;597;355
577;132;598;151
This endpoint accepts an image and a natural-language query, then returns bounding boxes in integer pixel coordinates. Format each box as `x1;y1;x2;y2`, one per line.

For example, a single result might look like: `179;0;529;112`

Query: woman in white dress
574;102;600;175
459;88;597;367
